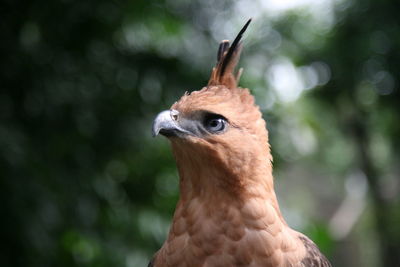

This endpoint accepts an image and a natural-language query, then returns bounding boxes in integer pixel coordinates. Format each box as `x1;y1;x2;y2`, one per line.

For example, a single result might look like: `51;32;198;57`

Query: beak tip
152;122;160;137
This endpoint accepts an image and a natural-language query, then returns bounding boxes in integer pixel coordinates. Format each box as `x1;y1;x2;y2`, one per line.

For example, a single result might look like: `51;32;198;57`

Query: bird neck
172;146;287;226
176;180;287;228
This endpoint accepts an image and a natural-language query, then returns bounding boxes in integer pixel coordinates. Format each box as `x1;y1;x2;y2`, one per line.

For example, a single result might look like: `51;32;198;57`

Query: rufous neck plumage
171;139;285;223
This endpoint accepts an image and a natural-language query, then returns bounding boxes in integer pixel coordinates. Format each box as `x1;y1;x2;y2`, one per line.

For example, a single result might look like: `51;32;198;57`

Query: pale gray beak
152;109;191;137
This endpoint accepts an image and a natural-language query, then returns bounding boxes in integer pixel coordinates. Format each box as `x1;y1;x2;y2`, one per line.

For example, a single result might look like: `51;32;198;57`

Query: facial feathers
171;86;268;148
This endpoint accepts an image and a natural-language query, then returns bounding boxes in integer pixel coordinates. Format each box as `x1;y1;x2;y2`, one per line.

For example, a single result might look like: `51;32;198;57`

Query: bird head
152;19;273;196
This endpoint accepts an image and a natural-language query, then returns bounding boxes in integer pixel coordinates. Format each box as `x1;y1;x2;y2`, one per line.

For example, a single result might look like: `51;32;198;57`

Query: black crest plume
208;18;252;89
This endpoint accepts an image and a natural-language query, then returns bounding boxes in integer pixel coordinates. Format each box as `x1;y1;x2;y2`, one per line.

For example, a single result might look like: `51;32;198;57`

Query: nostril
170;109;179;121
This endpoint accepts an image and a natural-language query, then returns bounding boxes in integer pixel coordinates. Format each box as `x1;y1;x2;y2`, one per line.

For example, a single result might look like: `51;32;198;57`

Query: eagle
150;19;332;267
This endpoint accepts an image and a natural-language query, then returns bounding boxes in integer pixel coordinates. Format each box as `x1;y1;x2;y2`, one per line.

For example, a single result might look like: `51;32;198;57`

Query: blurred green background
1;0;399;266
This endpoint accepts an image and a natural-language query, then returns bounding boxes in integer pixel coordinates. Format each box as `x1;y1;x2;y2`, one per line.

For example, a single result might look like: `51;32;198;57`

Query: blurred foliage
0;0;399;266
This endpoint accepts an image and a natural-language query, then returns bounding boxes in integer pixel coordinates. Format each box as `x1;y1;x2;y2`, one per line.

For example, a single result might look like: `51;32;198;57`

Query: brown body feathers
150;19;332;267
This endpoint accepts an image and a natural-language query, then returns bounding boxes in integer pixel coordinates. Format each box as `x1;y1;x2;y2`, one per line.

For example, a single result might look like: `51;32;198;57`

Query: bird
150;19;332;267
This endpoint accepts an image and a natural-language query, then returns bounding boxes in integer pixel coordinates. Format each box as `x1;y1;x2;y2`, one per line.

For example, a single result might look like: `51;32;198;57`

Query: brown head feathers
208;18;252;89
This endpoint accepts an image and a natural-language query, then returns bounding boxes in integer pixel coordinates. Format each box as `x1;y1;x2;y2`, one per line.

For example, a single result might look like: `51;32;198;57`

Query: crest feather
208;19;252;89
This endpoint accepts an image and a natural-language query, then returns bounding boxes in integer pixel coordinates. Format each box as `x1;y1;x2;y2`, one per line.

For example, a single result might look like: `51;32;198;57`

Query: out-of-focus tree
0;0;399;266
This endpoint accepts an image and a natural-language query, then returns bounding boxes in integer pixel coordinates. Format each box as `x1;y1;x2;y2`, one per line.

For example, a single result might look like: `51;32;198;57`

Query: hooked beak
152;109;191;138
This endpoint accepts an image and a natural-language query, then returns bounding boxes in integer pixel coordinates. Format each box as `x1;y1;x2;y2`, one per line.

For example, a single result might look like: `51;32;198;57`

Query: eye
204;114;227;133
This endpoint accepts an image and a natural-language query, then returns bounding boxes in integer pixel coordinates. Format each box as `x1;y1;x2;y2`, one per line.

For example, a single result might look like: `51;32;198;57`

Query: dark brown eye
204;115;227;133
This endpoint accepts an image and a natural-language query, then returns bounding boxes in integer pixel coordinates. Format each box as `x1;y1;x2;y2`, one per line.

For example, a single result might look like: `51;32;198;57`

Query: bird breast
156;196;306;267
